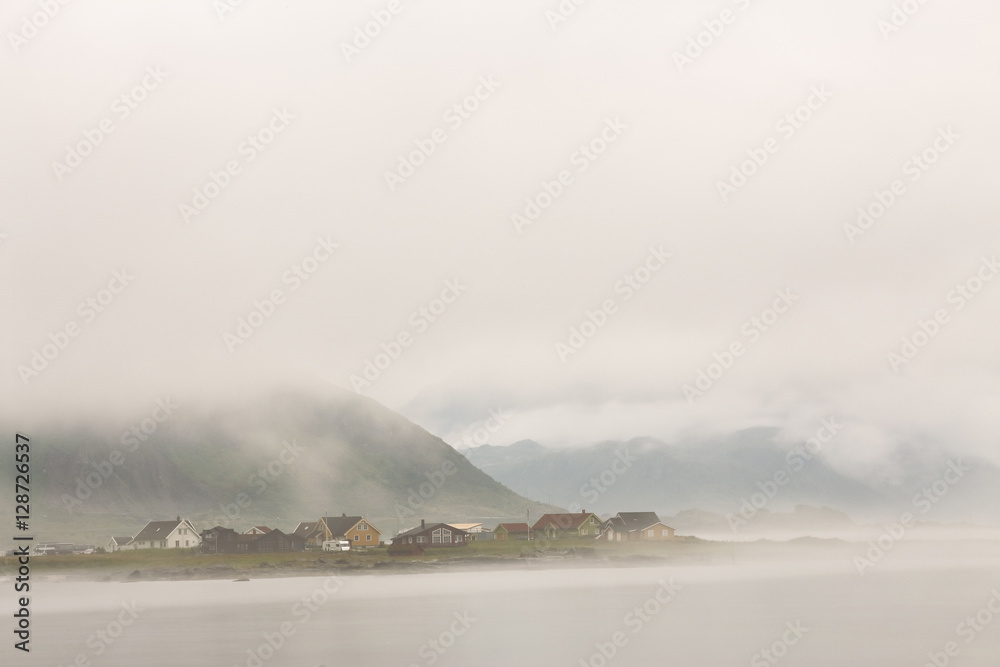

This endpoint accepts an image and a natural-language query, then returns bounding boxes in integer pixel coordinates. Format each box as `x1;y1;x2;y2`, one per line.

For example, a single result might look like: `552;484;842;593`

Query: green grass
1;536;741;579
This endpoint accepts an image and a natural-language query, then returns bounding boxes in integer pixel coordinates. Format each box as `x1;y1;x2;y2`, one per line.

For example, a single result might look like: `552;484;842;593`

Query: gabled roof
394;523;469;540
604;512;672;533
496;523;530;533
245;526;273;534
110;536;132;545
447;523;482;531
131;519;190;543
531;512;598;532
292;522;319;538
321;516;364;537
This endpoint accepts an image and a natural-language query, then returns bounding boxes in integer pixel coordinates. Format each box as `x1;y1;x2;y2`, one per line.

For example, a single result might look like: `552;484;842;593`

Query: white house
107;536;132;552
128;517;201;549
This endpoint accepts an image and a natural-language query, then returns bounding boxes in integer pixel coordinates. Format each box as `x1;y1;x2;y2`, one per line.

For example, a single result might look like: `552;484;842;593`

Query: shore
6;535;999;583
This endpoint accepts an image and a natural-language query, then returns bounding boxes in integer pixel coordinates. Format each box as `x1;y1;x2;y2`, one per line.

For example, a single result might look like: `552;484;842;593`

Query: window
662;529;669;537
175;540;180;547
648;530;654;537
354;535;359;541
432;528;452;544
417;536;426;543
406;537;412;544
359;523;368;530
185;540;190;546
581;529;588;535
366;534;372;541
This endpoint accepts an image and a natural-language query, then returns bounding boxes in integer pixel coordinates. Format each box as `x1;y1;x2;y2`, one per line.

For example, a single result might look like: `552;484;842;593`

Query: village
38;510;677;557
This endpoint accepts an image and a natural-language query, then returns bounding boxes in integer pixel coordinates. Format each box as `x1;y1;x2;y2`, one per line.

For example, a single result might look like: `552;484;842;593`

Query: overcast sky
2;0;998;475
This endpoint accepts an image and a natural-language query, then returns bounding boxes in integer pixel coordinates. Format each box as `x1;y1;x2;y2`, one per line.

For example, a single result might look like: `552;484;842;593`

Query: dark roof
321;516;374;537
531;513;597;531
496;523;530;533
292;522;319;538
393;523;469;540
604;512;670;533
322;516;362;536
131;519;188;543
110;536;132;545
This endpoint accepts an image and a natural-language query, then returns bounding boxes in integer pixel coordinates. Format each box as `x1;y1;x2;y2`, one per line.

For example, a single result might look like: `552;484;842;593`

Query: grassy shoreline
0;536;874;582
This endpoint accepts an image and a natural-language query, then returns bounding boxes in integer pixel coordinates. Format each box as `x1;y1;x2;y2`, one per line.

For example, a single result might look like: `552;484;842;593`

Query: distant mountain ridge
461;430;1000;523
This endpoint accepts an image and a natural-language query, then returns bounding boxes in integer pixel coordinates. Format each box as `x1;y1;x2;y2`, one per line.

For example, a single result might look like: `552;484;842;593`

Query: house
448;523;483;533
493;523;531;541
531;511;603;539
244;526;273;535
291;521;319;543
314;514;382;548
200;526;306;554
600;512;675;542
249;529;306;553
200;526;240;554
128;517;201;549
390;520;470;553
107;536;132;552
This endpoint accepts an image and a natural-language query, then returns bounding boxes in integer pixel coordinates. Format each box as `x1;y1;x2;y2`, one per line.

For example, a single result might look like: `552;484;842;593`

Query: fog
2;0;999;475
18;545;1000;666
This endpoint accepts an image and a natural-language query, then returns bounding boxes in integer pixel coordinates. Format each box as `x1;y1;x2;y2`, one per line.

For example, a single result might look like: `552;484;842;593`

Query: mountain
3;387;555;543
460;429;1000;523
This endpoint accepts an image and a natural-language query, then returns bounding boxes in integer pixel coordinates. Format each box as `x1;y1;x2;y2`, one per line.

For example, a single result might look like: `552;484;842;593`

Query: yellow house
316;514;382;547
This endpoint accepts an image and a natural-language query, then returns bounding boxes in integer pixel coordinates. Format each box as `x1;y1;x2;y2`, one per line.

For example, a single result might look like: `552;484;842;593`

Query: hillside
1;387;555;544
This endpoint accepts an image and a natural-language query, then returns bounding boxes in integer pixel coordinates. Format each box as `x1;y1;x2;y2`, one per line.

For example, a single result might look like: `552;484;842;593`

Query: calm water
16;555;1000;666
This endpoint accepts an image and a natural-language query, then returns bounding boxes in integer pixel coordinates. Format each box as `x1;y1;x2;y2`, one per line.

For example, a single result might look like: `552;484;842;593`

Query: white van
322;540;351;552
